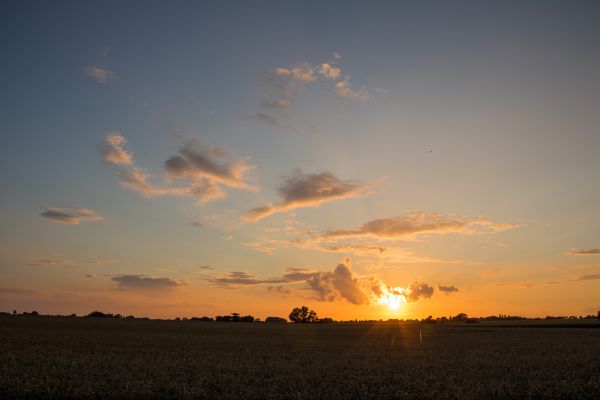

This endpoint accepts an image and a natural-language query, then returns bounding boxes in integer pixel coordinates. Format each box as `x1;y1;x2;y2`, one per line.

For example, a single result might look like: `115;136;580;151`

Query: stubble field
1;316;599;399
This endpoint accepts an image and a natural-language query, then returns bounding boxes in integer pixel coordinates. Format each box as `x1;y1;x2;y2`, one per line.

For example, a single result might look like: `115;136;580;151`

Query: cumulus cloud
245;170;376;221
567;248;600;256
326;212;517;239
101;133;253;204
206;259;437;306
306;260;369;304
438;285;459;294
112;275;185;290
99;132;133;165
84;65;114;83
41;207;103;225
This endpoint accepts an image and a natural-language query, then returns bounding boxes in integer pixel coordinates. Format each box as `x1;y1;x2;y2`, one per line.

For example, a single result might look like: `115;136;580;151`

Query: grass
1;316;599;399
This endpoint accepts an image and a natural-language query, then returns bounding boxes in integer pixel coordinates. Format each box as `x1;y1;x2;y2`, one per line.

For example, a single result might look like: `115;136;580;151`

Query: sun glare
376;286;407;311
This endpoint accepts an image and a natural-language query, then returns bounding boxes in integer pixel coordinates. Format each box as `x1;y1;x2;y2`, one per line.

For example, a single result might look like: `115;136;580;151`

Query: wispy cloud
0;287;33;295
572;273;600;281
84;65;114;83
252;52;374;132
567;248;600;256
112;275;185;290
41;207;103;225
326;212;517;239
28;258;72;266
101;133;255;204
245;170;377;221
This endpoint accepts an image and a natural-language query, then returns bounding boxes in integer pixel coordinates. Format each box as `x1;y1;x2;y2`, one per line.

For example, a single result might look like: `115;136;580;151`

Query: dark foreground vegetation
1;315;599;399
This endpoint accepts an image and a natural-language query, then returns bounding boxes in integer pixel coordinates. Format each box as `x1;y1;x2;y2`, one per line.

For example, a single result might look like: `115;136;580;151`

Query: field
1;316;599;399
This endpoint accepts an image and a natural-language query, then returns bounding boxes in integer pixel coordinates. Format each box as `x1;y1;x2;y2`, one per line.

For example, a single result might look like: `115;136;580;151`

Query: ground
1;316;599;399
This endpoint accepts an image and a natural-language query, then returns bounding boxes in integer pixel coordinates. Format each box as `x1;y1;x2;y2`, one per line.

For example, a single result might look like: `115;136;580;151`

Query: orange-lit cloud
326;212;517;239
438;285;459;294
101;134;254;204
84;65;114;83
100;132;133;166
245;170;376;221
40;207;104;225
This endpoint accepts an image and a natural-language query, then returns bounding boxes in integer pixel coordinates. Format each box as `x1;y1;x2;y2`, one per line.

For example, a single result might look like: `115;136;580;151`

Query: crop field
1;316;599;399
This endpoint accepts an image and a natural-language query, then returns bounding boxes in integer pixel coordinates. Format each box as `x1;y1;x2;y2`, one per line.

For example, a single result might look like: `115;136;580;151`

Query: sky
1;1;599;320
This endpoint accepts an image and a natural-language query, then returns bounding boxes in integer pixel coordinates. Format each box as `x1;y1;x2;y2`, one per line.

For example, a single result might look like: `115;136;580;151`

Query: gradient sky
1;1;599;320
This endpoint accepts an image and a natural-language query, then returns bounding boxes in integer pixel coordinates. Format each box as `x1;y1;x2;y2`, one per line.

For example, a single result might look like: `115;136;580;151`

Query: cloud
438;285;459;294
206;258;439;306
41;207;103;225
335;76;368;101
252;53;372;131
326;212;517;239
80;259;112;265
245;170;377;221
28;258;72;266
403;282;435;302
99;132;133;165
267;285;290;295
572;273;600;281
164;140;255;190
112;275;185;290
275;64;317;82
306;260;369;304
567;248;600;256
0;287;33;295
84;65;114;83
319;63;341;80
84;273;95;278
101;134;253;204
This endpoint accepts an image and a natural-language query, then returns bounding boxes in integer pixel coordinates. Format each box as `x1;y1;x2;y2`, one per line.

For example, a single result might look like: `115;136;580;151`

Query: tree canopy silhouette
289;306;318;323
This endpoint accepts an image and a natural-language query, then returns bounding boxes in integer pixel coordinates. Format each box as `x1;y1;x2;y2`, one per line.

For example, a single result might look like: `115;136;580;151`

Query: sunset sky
1;1;599;320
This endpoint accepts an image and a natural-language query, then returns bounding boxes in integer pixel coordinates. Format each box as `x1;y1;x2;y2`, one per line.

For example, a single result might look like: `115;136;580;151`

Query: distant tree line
2;309;600;322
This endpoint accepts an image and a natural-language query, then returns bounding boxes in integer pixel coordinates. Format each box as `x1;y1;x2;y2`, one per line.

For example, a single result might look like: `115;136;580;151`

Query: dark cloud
438;285;459;294
404;282;435;302
245;170;376;221
306;261;369;305
164;140;254;190
326;212;516;239
568;248;600;256
573;273;600;281
41;207;103;225
112;275;184;290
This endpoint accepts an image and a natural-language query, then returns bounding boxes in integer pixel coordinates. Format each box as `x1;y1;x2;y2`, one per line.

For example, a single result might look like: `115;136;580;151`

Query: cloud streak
112;275;185;290
567;248;600;256
245;170;376;221
326;212;517;239
41;207;103;225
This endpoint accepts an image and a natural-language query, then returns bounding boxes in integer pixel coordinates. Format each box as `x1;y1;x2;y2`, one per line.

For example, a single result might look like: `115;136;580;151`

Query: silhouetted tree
289;306;318;323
